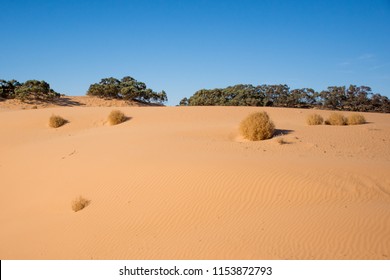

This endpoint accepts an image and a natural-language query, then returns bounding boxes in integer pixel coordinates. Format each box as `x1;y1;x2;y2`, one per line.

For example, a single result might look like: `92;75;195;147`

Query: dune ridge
0;105;389;259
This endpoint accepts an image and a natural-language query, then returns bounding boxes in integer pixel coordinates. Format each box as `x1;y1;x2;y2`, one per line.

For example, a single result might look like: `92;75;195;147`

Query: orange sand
0;99;389;259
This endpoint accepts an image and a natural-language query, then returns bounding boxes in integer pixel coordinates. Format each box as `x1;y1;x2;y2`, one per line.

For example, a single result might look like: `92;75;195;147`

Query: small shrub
347;114;366;125
108;110;127;125
306;114;323;125
277;137;287;145
72;196;90;212
49;114;67;128
325;113;347;126
240;111;275;141
31;105;38;109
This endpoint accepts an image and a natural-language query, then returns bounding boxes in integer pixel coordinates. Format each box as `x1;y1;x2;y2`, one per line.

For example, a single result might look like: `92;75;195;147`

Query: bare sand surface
0;100;389;259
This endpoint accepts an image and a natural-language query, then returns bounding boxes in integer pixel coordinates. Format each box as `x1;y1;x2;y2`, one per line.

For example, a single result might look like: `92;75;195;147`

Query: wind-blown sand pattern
0;101;389;259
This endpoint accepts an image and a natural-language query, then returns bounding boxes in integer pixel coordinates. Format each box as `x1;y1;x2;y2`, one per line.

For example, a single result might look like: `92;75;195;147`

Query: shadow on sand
51;97;86;107
274;129;294;136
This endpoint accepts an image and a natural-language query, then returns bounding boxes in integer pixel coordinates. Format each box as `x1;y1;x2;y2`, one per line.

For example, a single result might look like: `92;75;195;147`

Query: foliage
1;79;60;101
87;76;167;104
187;84;283;107
239;111;275;141
87;77;121;99
179;97;189;106
0;79;21;98
181;83;389;113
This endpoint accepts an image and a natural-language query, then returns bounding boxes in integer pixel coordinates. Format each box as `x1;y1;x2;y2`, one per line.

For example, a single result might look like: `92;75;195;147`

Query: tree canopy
87;76;167;104
0;79;60;101
180;84;390;113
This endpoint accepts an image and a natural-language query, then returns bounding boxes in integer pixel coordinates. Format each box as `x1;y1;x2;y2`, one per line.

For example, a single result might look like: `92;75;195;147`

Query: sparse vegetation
306;114;324;125
49;114;67;128
240;111;275;141
108;110;127;125
325;113;347;126
347;113;366;125
72;196;90;212
277;137;287;145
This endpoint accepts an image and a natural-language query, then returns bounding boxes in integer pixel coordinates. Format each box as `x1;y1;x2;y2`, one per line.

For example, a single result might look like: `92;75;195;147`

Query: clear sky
1;0;389;105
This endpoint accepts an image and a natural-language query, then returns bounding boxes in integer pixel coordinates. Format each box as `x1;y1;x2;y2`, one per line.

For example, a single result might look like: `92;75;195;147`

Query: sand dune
0;103;389;259
0;96;149;111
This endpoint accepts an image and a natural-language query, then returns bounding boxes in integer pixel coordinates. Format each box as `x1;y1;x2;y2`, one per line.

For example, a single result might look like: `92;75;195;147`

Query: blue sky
1;0;389;105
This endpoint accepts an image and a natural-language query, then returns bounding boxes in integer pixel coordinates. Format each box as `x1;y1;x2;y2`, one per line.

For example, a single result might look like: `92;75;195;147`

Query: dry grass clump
72;196;90;212
306;114;324;125
325;113;347;126
347;113;366;125
277;137;287;145
49;114;68;128
108;110;127;125
240;111;275;141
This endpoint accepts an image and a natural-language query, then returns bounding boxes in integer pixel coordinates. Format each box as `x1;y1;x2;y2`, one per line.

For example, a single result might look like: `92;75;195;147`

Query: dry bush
72;196;90;212
108;110;127;125
277;137;287;145
325;113;347;126
306;114;323;125
347;113;366;125
239;111;275;141
49;114;67;128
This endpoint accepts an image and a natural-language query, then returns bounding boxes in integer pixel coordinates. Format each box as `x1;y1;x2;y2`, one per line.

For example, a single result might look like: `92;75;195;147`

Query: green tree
120;76;147;100
179;97;189;106
14;80;60;101
368;94;390;113
0;79;21;98
87;77;121;98
320;86;346;110
270;84;290;107
154;90;168;104
288;88;318;108
87;76;167;104
345;85;372;111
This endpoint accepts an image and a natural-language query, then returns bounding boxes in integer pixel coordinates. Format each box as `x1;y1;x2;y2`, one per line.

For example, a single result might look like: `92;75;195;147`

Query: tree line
2;78;389;112
179;84;390;113
0;76;168;104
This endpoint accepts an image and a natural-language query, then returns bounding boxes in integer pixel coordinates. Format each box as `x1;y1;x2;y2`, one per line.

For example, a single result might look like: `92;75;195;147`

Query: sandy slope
0;96;146;111
0;105;389;259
